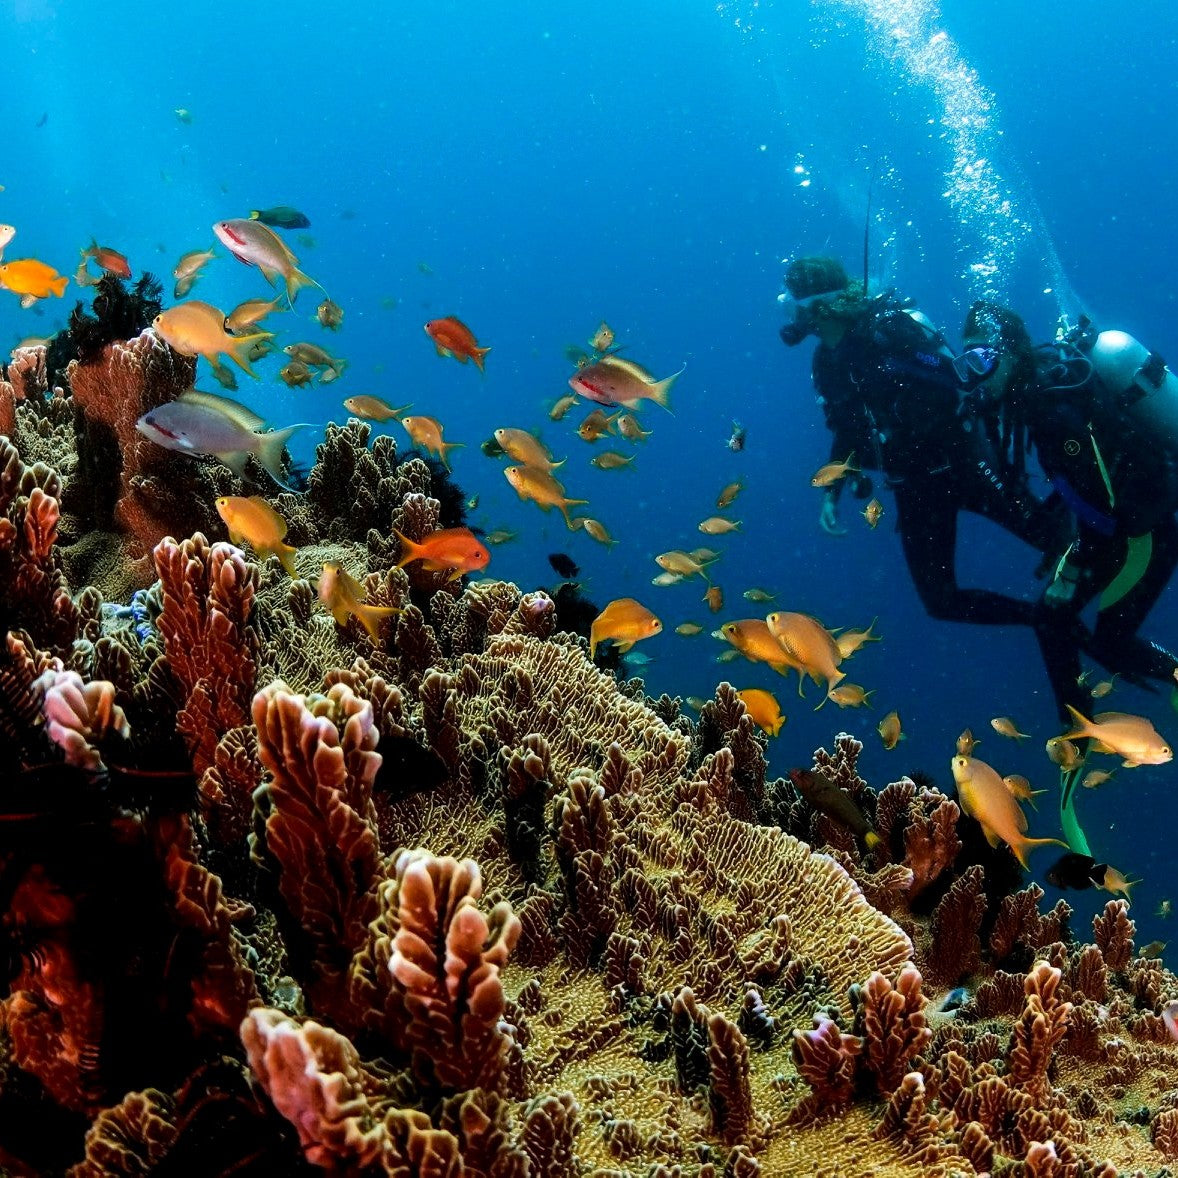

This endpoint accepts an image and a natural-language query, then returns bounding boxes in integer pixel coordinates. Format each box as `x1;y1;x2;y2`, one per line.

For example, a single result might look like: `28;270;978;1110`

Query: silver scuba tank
1086;329;1178;446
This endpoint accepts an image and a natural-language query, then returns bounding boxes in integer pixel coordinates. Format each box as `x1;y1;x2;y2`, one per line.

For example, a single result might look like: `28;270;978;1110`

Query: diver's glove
1045;547;1083;606
819;490;846;536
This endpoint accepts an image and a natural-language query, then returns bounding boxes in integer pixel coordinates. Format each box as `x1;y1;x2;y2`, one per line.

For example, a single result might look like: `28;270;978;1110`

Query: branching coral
857;966;932;1097
35;667;129;769
252;680;383;1016
154;533;260;797
1007;961;1073;1100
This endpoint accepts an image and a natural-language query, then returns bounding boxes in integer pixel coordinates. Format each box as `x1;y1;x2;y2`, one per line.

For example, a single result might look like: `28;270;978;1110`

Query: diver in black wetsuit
962;301;1178;720
781;256;1070;627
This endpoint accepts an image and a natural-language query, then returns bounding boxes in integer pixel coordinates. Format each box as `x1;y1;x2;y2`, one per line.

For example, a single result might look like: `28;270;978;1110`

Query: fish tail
254;424;309;489
1063;703;1094;741
864;831;882;851
274;543;298;577
440;441;466;471
355;603;401;644
589;626;599;660
393;529;422;569
50;275;68;297
473;346;491;373
560;499;589;529
226;330;270;377
284;266;321;305
770;716;786;737
650;364;685;412
1012;835;1068;871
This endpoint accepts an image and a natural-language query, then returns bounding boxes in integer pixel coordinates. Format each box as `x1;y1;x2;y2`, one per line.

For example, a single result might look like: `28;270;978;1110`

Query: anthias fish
570;354;681;411
425;316;490;371
213;218;318;303
136;400;305;489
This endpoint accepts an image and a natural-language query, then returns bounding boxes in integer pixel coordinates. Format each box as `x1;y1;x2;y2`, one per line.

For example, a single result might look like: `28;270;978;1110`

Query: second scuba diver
961;300;1178;854
781;255;1071;628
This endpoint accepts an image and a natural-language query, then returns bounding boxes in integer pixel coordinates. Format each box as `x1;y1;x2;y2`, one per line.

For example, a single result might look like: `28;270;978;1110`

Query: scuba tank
1059;316;1178;448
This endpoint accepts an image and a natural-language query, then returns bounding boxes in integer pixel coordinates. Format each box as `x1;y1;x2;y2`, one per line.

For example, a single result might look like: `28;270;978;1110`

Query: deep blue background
4;0;1177;950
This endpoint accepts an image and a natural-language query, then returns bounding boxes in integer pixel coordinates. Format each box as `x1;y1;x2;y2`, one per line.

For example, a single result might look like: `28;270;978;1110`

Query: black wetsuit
1023;343;1178;719
806;294;1068;626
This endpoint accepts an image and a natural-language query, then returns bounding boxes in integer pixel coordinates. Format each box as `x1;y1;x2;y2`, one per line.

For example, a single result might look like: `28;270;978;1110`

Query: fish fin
473;346;491;373
439;440;466;470
1122;759;1140;768
770;717;785;737
864;832;882;851
354;603;401;644
559;499;589;529
254;424;310;490
393;529;421;569
1011;836;1068;871
982;826;1000;849
226;330;271;377
1090;739;1114;754
19;294;36;309
1062;703;1093;741
220;451;249;478
50;276;67;297
649;364;685;412
276;543;298;577
617;640;635;653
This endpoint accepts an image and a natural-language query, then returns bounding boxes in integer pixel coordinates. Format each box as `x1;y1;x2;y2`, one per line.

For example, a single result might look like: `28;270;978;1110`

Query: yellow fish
494;428;564;471
173;247;217;299
590;321;615;351
318;563;401;643
577;408;620;442
822;683;874;710
736;688;786;737
704;585;724;613
951;755;1066;869
1091;676;1119;699
675;622;704;636
589;598;661;659
225;294;285;333
718;620;797;675
343;395;412;422
617;414;652;442
590;450;634;470
153;301;271;377
991;716;1030;742
400;414;464;470
1002;774;1046;810
1081;768;1115;789
742;588;776;603
504;465;587;528
1045;736;1084;771
698;516;740;535
878;710;904;750
215;495;298;576
834;619;881;659
716;481;743;509
956;728;979;756
549;393;578;421
1063;705;1173;767
810;452;858;488
862;498;884;528
656;550;715;580
580;518;617;546
0;258;68;307
766;611;845;696
1093;863;1138;905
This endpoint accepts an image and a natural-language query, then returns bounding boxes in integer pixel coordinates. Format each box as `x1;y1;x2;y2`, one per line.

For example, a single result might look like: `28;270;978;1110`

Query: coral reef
4;337;1178;1177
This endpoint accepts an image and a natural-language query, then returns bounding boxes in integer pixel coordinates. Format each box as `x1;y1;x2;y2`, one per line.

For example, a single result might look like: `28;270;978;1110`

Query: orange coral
858;966;932;1096
1008;960;1073;1100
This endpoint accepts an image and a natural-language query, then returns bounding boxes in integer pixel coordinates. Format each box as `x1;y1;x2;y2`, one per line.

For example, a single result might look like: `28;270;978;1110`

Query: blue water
5;0;1178;949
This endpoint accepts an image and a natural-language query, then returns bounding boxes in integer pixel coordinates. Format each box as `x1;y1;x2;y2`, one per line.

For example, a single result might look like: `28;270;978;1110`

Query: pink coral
36;668;129;769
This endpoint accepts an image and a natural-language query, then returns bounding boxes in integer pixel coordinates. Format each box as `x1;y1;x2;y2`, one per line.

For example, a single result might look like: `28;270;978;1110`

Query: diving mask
952;344;1000;389
778;289;841;347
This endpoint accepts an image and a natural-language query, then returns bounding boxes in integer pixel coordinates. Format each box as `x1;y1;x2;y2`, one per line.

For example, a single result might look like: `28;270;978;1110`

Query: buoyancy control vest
813;293;962;476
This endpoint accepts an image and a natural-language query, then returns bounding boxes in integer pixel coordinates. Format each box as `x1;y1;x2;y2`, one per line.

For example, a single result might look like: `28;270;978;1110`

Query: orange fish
395;526;490;579
736;688;786;737
0;258;68;306
590;598;662;658
399;415;464;470
718;620;797;675
318;563;401;644
424;316;490;372
81;240;131;278
504;465;587;529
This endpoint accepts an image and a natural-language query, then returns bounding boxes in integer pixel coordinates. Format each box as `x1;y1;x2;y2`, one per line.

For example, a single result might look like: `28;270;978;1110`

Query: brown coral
1008;960;1073;1100
857;966;932;1096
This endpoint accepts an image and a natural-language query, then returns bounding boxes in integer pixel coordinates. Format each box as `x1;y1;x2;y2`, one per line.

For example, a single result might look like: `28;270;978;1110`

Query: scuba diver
781;255;1071;628
961;300;1178;855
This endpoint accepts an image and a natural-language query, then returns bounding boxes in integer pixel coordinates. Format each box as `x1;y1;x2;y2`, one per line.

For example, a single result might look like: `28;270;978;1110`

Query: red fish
424;316;491;372
81;240;131;278
395;526;490;579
